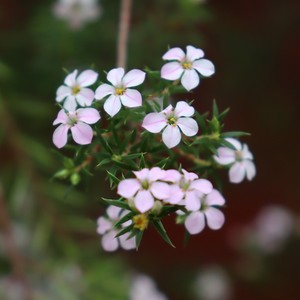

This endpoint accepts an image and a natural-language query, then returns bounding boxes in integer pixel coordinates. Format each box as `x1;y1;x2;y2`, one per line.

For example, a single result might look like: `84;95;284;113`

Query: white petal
52;124;69;148
213;147;236;165
185;212;205;235
121;89;142;107
77;70;98;87
244;160;256;181
205;207;225;230
162;47;185;61
76;88;95;106
71;122;94;145
186;45;204;61
181;69;199;91
174;101;195;117
134;190;154;213
182;169;198;181
148;167;166;181
150;182;170;199
177;118;198;137
103;95;122;117
242;144;253;160
190;179;213;194
119;233;136;250
133;168;149;181
225;138;242;151
95;84;115;100
161;62;183;80
56;85;71;102
142;113;166;133
229;162;246;184
97;217;112;234
107;68;124;86
122;69;146;87
205;189;226;206
101;231;119;252
106;206;122;220
193;59;215;77
164;184;184;204
64;70;78;86
63;95;77;111
53;109;68;125
76;108;100;124
163;169;182;183
185;191;201;211
117;179;141;198
162;125;181;148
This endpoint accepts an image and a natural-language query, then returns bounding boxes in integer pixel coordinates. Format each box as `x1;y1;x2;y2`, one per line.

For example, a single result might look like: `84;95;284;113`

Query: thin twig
117;0;132;68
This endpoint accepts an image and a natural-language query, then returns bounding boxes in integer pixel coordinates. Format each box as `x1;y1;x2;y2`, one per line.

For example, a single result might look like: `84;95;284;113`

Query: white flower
96;206;136;252
56;69;98;111
142;101;198;148
117;167;170;213
161;45;215;91
184;189;225;235
95;67;146;117
53;0;102;30
213;138;256;184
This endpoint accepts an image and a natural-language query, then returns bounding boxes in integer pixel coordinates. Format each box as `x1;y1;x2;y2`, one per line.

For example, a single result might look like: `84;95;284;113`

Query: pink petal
225;138;242;151
142;112;166;133
161;62;183;80
185;212;205;235
181;69;199;91
190;179;213;194
101;231;119;252
97;217;112;234
162;47;185;61
185;191;201;211
63;95;77;111
148;167;166;181
133;168;149;181
213;147;236;165
122;69;146;87
56;85;71;102
119;233;136;250
95;83;115;100
174;101;195;117
71;122;94;145
186;45;204;61
106;205;122;220
205;207;225;230
150;181;170;199
134;190;154;213
164;184;184;204
244;160;256;181
53;124;69;148
162;125;181;148
76;88;95;106
76;108;100;124
117;179;141;198
177;117;198;137
242;144;253;160
229;162;246;184
121;89;142;107
53;109;68;125
193;59;215;77
107;68;125;86
206;189;226;206
182;169;198;181
163;169;182;182
77;70;98;87
103;95;122;117
64;70;78;86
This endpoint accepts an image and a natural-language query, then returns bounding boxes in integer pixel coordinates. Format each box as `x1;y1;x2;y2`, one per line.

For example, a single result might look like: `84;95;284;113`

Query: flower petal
177;117;198;137
103;95;122;117
63;95;77;111
121;89;142;107
163;169;182;183
225;138;242;151
186;45;204;61
134;190;154;213
97;217;112;234
161;62;183;80
174;101;195;117
190;179;213;194
101;231;119;252
107;68;124;86
213;147;236;165
56;85;71;102
77;70;98;87
148;167;166;181
64;70;78;86
182;169;198;181
185;212;205;235
206;189;226;206
133;169;149;181
106;205;122;220
242;144;253;160
150;181;170;199
76;108;100;124
244;160;256;181
53;124;69;148
76;88;95;106
95;83;115;100
164;184;184;204
142;112;166;133
71;122;94;145
193;59;215;77
162;47;185;61
53;109;68;125
185;191;202;211
162;125;181;148
229;162;246;183
205;207;225;230
122;69;146;87
181;69;199;91
117;179;141;198
119;233;136;250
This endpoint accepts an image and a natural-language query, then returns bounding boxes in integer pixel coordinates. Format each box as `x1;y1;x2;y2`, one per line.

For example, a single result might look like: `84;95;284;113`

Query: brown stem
117;0;132;68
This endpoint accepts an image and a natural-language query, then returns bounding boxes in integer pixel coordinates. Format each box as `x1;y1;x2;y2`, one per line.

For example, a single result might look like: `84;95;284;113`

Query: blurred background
1;0;300;299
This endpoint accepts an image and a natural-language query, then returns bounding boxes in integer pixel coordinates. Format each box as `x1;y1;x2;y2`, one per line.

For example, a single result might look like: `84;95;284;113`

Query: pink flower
97;206;136;252
95;68;146;117
52;108;100;148
184;189;226;235
213;138;256;184
117;167;170;213
161;45;215;91
142;101;198;148
56;69;98;111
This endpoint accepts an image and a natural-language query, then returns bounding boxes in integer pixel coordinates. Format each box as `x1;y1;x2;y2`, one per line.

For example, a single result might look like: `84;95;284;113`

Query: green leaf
114;212;135;228
212;99;219;117
115;224;134;238
219;139;237;150
220;131;250;138
152;219;175;248
96;158;111;168
97;133;113;154
106;170;120;184
101;198;130;210
135;230;144;250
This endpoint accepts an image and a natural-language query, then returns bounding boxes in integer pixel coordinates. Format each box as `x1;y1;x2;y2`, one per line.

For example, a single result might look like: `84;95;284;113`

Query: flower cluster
52;45;256;250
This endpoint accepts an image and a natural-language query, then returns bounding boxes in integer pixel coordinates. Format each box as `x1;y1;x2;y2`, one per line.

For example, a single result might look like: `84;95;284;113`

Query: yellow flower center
115;88;125;95
168;116;177;126
72;85;81;95
235;150;243;162
133;214;149;231
182;62;192;70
